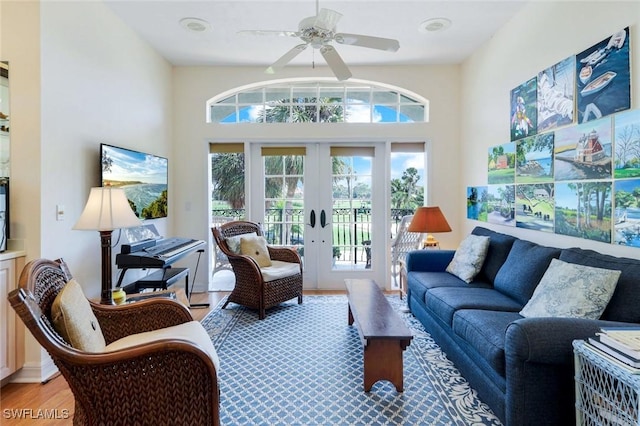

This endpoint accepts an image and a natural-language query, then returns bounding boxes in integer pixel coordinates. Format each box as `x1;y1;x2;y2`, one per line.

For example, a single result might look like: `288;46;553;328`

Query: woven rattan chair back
9;258;220;425
212;220;303;319
390;215;422;286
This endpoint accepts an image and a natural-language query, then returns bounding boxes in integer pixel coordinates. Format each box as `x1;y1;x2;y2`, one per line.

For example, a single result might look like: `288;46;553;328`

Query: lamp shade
73;187;142;231
407;206;451;233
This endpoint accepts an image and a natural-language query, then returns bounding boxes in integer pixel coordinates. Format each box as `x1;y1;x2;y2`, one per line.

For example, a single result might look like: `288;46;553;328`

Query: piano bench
135;267;189;295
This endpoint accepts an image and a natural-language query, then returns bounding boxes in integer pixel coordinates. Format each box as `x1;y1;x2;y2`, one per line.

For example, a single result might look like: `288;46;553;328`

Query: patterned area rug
201;295;502;426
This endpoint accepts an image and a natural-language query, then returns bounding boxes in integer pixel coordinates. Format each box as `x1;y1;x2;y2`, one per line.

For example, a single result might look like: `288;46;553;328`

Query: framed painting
488;142;515;184
467;186;488;221
554;116;612;181
510;77;538;141
576;27;630;124
515;183;555;233
614;178;640;248
486;184;516;227
554;181;612;243
614;108;640;179
537;56;575;132
516;132;554;183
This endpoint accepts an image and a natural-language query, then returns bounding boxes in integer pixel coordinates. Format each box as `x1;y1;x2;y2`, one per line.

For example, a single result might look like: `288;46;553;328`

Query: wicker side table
573;339;640;425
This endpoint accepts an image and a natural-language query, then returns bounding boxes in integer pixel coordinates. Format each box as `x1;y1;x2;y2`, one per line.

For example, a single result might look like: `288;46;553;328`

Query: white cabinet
0;255;25;381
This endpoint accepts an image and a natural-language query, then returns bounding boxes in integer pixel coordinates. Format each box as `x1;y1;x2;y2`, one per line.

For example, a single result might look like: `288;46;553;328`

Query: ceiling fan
238;1;400;81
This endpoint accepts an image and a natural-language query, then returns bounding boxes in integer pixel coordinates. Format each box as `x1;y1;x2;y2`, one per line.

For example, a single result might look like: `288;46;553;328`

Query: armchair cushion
240;235;272;267
226;232;257;254
105;320;220;372
51;279;106;352
261;260;301;282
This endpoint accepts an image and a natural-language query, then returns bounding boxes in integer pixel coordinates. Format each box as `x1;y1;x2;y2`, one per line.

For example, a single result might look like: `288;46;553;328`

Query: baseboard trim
8;358;59;384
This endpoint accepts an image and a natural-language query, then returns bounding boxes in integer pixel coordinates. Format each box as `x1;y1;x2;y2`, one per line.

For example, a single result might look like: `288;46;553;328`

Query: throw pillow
51;279;106;352
520;258;621;319
226;232;257;254
240;235;272;267
446;234;490;283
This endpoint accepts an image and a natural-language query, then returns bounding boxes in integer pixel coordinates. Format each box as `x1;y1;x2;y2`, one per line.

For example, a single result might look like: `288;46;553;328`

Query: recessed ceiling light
418;18;452;33
179;17;211;33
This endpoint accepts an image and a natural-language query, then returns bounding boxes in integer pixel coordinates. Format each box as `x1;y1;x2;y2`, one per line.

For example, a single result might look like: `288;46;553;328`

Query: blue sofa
406;226;640;425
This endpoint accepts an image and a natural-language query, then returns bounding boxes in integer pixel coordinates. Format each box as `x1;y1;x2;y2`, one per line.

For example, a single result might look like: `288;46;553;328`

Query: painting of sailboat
510;78;537;141
537;56;574;132
614;178;640;248
576;27;630;123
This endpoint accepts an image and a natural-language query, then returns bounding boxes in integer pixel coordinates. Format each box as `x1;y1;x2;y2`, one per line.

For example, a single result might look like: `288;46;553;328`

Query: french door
249;142;387;289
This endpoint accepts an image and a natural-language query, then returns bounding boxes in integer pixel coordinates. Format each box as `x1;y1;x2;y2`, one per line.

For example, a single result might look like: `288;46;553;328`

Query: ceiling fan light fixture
179;17;211;33
419;17;452;33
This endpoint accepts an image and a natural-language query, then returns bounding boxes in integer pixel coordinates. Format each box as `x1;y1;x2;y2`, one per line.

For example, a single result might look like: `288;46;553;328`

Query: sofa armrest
406;250;455;273
506;317;638;364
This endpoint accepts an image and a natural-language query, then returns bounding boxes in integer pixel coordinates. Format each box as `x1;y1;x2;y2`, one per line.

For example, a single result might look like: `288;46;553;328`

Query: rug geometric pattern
201;295;502;426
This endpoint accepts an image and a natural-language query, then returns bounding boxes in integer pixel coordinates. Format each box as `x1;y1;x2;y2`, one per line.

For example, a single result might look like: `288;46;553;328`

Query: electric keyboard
116;237;205;268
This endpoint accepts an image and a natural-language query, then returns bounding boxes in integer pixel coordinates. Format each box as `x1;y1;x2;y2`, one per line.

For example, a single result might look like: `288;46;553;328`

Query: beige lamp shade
407;206;451;234
73;187;142;231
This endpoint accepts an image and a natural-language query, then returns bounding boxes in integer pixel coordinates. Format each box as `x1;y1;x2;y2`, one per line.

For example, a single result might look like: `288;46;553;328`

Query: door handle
320;209;330;228
308;210;316;228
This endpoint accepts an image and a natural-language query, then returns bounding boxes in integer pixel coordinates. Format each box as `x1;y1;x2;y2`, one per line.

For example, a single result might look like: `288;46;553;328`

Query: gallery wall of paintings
467;27;640;250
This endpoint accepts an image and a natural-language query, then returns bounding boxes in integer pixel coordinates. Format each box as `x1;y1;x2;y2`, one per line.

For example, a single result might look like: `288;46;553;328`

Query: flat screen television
100;143;168;219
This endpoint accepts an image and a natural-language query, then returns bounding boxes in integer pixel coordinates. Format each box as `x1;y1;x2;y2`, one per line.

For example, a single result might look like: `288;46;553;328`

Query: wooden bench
345;278;413;392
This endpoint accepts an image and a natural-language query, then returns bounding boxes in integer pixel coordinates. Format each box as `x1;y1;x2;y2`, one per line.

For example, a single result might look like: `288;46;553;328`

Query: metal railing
212;208;414;264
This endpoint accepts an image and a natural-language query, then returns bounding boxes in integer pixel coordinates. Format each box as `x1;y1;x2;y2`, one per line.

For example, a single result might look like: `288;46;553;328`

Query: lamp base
422;235;440;249
99;230;115;305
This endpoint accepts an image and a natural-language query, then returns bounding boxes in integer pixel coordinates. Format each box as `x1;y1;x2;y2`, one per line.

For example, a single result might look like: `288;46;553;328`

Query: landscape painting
516;183;555;233
510;77;538;141
537;57;575;132
516;132;554;183
614;178;640;248
554;181;612;243
576;27;630;124
553;116;612;181
614;108;640;179
488;142;515;184
486;184;515;227
467;186;488;221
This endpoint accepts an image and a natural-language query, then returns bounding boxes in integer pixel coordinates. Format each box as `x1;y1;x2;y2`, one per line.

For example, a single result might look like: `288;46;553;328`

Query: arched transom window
207;78;429;124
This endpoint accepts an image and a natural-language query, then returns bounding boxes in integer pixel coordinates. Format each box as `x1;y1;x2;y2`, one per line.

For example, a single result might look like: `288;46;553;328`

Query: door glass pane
331;154;372;270
211;152;245;220
263;154;305;250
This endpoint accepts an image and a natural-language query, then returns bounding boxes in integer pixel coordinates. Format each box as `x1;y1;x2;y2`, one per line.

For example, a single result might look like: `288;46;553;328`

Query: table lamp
73;187;142;304
407;206;451;248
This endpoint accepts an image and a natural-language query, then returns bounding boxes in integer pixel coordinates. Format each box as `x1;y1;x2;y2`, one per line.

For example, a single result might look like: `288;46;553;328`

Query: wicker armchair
212;221;303;320
8;258;220;425
390;215;422;287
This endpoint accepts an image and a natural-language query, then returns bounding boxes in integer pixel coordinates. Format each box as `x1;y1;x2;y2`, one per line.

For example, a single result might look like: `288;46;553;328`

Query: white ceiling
104;0;527;69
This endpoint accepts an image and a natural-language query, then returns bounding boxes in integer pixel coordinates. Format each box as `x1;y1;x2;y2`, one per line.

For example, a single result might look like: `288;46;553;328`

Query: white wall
461;1;640;258
2;0;174;382
172;64;463;288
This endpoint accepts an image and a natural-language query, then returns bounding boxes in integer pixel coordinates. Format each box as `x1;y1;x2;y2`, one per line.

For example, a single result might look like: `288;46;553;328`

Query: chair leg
259;308;265;320
298;295;303;304
222;299;230;309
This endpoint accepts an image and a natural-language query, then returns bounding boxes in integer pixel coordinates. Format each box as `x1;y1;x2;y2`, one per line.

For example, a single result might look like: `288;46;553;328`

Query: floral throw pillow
520;258;621;319
446;234;490;283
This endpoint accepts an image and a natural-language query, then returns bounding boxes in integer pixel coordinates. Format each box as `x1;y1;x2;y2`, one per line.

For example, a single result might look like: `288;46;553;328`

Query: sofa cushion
51;279;106;352
452;310;522;376
426;287;522;326
559;248;640;323
446;234;490;283
240;235;272;267
519;258;621;319
493;239;561;305
471;227;518;283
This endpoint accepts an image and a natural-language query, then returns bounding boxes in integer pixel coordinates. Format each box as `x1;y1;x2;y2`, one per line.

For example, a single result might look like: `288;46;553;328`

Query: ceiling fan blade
265;44;308;74
238;30;299;37
315;8;342;31
319;45;352;81
334;33;400;52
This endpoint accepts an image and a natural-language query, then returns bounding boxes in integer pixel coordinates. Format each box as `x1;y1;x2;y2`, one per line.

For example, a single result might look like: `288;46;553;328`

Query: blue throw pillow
559;248;640;323
493;239;561;306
